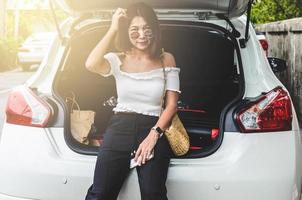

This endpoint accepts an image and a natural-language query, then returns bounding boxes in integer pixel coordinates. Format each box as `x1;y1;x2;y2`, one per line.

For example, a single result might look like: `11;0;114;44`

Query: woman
85;2;180;200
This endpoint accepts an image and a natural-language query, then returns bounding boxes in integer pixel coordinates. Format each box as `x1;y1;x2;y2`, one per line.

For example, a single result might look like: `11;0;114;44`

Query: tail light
5;86;53;127
236;87;292;133
259;39;268;56
211;128;219;139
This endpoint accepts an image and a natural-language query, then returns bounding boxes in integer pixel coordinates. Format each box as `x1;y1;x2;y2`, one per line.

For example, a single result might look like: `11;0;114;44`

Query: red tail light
5;86;52;127
211;128;219;139
259;39;268;56
236;87;292;133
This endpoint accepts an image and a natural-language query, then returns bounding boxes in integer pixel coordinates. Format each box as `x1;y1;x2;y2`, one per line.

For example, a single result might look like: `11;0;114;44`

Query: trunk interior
54;20;240;158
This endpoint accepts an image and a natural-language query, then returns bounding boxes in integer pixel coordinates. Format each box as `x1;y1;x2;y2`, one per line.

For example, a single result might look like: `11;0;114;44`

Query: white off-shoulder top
99;52;181;117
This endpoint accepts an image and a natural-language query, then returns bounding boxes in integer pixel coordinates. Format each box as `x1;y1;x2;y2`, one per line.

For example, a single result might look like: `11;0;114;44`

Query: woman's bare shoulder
161;52;176;67
115;52;126;63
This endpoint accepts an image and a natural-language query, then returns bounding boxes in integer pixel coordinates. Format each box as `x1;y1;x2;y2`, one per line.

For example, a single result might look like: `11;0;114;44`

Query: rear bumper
0;123;94;200
0;123;301;200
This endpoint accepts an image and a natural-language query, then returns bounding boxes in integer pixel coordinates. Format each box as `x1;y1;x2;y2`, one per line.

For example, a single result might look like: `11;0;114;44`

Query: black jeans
85;113;172;200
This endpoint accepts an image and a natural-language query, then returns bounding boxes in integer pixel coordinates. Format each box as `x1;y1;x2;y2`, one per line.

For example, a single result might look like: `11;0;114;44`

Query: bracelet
151;126;164;138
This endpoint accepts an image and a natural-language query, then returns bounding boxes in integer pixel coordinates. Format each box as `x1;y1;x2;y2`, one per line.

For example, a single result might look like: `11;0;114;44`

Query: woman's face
128;16;153;51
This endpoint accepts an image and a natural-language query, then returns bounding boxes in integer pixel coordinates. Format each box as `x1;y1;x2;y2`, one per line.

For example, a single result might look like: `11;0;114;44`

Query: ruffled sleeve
165;67;181;93
99;52;121;77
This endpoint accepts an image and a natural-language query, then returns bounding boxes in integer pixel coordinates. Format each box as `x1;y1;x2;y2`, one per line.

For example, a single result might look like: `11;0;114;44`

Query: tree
251;0;302;24
0;0;7;38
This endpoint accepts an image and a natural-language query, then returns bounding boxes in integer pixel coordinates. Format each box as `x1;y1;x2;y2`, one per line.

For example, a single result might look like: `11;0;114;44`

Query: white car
17;32;56;71
1;0;301;200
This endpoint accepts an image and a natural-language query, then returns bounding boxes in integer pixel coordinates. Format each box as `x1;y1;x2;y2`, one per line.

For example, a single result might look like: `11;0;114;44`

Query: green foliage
7;9;67;40
251;0;302;24
2;9;67;72
7;11;32;41
0;37;22;72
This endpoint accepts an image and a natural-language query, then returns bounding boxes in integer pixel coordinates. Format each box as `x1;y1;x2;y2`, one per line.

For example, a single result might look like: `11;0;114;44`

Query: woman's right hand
109;8;127;33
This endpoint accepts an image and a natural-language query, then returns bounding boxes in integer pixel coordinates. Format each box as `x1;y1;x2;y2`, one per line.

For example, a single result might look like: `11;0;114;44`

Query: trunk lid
53;0;251;18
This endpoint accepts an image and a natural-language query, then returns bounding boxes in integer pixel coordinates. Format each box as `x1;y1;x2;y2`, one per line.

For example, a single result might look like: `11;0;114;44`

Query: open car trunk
54;20;242;158
55;0;251;18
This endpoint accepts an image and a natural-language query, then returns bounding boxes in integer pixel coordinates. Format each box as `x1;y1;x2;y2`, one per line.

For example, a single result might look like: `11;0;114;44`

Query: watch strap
151;126;164;138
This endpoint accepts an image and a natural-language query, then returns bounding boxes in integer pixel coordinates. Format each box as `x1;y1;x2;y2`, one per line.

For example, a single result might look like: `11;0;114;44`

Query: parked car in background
0;0;301;200
17;32;56;71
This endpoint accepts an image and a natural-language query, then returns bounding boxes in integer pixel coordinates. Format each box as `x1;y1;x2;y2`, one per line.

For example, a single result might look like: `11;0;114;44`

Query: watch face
156;127;163;134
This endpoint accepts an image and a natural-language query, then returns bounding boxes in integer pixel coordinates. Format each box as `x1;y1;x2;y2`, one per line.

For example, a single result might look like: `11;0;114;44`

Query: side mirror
267;57;287;73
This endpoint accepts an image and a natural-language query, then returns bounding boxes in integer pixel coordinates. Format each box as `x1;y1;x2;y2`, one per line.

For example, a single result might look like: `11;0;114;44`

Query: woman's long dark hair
115;2;162;59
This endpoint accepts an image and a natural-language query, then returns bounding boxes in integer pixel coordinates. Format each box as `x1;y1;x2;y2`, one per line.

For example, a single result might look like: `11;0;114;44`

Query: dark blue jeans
85;113;172;200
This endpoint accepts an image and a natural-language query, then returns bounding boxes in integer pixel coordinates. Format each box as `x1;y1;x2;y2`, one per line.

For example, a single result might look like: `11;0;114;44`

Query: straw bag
161;65;190;156
65;92;95;145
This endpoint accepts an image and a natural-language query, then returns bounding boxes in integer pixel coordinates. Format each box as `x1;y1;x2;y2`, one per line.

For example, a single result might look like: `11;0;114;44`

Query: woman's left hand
134;130;159;166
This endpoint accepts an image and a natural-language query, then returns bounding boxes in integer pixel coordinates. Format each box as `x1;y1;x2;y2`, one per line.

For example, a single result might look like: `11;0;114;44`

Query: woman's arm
85;8;127;75
155;91;178;130
134;52;179;165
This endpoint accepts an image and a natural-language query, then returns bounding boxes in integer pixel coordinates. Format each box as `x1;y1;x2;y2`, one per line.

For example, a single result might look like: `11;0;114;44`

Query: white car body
0;0;301;200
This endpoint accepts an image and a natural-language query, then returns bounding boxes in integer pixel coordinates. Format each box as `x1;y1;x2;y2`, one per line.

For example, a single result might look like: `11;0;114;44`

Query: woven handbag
160;65;190;156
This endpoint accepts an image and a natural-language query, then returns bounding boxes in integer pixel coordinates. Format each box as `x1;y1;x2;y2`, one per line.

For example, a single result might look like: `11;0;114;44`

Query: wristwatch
151;126;164;138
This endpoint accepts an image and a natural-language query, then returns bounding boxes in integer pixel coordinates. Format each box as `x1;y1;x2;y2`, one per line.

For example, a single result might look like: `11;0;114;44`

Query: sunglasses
129;28;153;39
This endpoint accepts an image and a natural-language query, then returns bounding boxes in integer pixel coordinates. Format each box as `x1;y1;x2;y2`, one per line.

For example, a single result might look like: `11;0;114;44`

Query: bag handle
159;50;166;116
65;91;81;116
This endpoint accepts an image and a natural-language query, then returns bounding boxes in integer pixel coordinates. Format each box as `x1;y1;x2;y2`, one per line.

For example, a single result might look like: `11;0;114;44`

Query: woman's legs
85;114;136;200
136;115;172;200
136;156;170;200
85;149;131;200
85;113;172;200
